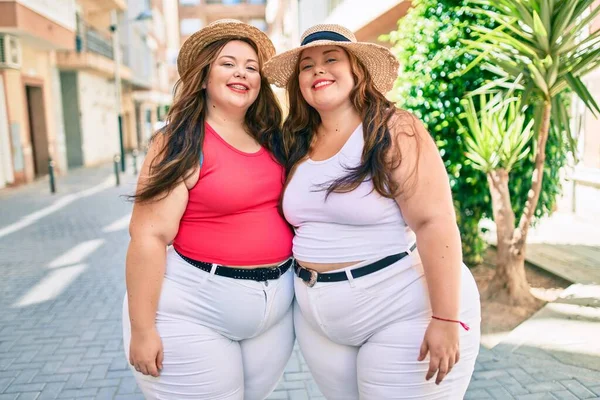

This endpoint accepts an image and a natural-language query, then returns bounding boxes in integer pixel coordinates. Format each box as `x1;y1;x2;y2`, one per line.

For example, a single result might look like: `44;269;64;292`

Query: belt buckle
304;268;318;288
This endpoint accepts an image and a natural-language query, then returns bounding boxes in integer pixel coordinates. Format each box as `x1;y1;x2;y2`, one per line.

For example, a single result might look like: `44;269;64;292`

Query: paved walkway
481;175;600;286
0;161;599;399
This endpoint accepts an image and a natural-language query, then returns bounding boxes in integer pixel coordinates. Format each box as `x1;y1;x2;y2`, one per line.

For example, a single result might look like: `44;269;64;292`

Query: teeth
314;81;332;88
230;84;248;90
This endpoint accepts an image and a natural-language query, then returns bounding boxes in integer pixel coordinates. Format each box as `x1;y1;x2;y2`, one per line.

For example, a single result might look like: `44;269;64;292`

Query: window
247;0;266;4
180;0;201;5
180;18;203;35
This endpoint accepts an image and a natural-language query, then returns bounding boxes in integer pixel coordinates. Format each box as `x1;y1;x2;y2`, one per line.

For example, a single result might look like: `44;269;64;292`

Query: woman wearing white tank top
265;24;481;399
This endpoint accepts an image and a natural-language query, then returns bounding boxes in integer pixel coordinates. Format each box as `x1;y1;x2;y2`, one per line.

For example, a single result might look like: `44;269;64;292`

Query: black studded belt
295;243;417;287
175;249;293;282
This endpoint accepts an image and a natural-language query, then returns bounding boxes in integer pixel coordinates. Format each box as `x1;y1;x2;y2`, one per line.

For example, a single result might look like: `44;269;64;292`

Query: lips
312;79;334;90
227;82;249;92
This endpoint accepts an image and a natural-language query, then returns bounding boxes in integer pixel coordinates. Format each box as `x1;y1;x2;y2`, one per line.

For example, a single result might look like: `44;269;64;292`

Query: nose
313;65;326;75
234;67;247;78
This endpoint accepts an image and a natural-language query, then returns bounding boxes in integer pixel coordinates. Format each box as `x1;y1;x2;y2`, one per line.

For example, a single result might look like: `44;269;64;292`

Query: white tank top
282;124;416;263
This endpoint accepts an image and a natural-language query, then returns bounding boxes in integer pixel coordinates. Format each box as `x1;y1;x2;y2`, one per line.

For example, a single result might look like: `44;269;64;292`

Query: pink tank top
173;123;293;266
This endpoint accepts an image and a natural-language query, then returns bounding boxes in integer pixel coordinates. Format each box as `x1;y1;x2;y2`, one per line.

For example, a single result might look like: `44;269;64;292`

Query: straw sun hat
177;19;276;80
264;24;400;94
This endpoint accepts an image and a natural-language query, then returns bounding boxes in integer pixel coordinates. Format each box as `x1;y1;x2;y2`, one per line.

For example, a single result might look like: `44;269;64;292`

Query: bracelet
431;316;470;331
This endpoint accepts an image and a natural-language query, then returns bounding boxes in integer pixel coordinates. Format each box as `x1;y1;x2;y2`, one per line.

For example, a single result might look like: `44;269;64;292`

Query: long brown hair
132;37;283;203
282;48;419;199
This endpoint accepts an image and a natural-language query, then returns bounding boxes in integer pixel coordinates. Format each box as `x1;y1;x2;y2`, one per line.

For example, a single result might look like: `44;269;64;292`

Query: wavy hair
282;48;419;199
131;37;283;203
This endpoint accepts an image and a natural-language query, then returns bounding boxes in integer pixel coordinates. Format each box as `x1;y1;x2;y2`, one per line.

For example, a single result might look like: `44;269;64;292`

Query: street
0;162;599;400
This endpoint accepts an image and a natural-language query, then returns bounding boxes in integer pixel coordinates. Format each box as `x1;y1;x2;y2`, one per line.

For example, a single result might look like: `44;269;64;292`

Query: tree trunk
514;100;552;250
485;169;535;306
485;100;552;307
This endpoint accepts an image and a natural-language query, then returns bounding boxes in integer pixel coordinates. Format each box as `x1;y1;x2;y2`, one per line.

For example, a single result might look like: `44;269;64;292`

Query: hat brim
177;21;276;80
263;40;399;94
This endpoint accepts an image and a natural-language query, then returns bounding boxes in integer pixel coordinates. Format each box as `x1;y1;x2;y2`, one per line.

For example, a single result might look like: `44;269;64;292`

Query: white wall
50;62;68;173
0;75;14;188
581;68;600;169
17;0;77;31
163;0;181;52
78;72;119;166
324;0;402;32
298;0;329;33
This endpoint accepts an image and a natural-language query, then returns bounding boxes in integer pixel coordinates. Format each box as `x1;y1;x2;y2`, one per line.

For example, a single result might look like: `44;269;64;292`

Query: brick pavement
0;162;599;399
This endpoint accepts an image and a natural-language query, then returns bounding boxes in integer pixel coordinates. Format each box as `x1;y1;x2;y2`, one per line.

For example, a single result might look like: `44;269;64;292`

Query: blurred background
0;0;598;193
0;0;417;187
1;1;600;398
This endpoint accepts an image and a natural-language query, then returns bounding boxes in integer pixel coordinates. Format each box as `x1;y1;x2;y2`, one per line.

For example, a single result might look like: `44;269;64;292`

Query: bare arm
125;136;190;376
392;112;462;320
391;111;463;385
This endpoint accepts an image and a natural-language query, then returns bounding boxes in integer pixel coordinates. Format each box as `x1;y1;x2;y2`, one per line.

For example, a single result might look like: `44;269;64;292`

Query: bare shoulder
387;109;432;153
389;108;416;128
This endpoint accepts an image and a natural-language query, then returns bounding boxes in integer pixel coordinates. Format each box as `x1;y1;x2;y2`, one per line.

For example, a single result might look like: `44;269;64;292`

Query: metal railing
75;26;114;60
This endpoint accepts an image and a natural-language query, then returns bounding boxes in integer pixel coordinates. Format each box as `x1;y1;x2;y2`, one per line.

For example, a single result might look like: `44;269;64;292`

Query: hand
418;318;460;385
129;327;164;377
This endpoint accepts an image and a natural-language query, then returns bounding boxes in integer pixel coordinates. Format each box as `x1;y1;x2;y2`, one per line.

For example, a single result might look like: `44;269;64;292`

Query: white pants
294;252;481;399
122;247;295;400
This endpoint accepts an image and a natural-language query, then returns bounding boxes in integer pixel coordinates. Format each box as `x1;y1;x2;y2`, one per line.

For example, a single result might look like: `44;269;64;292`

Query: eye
247;65;258;72
223;62;234;67
326;58;336;63
301;64;313;71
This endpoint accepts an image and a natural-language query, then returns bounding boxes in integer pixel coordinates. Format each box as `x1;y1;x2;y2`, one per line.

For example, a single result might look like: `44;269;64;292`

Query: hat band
301;31;351;46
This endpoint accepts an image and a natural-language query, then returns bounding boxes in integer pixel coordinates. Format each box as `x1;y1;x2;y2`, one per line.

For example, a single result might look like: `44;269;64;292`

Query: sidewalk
0;160;133;230
477;182;600;391
0;161;599;399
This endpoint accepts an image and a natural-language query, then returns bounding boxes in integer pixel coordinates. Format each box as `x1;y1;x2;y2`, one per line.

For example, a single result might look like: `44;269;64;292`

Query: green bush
384;0;567;265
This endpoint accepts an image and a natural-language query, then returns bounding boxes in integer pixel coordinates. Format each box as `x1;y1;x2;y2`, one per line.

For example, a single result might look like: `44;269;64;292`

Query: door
25;85;50;176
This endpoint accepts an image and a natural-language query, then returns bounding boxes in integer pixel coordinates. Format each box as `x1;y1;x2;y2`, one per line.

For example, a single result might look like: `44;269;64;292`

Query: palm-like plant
464;0;600;305
460;93;534;173
459;93;537;304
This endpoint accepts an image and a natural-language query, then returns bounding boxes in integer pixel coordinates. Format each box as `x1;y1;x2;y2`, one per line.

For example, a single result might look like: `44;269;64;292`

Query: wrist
130;323;156;335
431;315;470;331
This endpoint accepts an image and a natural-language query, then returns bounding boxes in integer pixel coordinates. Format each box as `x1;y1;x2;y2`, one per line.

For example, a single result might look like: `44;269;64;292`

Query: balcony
57;24;131;79
80;27;113;59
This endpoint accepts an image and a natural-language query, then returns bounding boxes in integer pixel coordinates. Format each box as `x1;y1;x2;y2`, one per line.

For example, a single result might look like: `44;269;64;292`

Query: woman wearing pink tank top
265;25;481;399
122;20;294;399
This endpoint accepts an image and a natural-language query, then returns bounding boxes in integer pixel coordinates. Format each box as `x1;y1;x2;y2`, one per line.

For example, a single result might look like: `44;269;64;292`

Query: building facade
56;0;129;169
178;0;268;46
330;0;410;44
580;1;600;172
0;0;77;187
265;0;297;53
0;0;174;188
566;0;600;214
122;0;173;151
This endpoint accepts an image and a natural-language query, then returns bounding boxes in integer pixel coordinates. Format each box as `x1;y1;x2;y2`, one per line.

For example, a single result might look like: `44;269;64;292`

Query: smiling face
205;40;261;113
297;45;355;113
